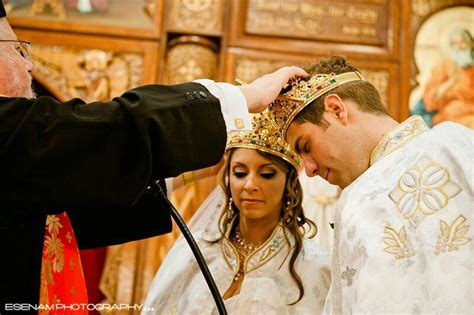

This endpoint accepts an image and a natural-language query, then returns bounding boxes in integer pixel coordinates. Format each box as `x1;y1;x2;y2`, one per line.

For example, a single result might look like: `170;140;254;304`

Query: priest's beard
24;74;36;99
0;71;36;99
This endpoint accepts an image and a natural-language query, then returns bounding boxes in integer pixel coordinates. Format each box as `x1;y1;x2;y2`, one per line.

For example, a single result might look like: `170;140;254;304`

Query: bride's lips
241;198;263;204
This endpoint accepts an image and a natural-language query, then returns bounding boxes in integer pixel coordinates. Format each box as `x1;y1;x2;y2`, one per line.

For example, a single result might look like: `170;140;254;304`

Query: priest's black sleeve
0;82;226;213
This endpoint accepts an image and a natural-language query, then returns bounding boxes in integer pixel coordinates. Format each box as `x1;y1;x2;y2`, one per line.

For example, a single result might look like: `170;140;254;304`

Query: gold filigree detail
435;215;471;255
360;69;389;110
250;233;286;271
383;225;415;259
165;36;218;84
370;116;429;165
39;263;50;310
222;237;239;275
389;155;462;227
226;110;300;169
268;72;363;137
45;215;65;273
167;0;223;33
221;224;289;276
41;214;66;288
235;58;289;83
46;215;63;236
44;234;65;273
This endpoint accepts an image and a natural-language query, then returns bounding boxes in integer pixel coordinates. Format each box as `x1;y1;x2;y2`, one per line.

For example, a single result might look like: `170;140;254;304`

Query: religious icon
410;6;474;128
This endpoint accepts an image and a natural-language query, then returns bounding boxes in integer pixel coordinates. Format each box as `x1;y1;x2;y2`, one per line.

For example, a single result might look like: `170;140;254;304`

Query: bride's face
229;148;287;223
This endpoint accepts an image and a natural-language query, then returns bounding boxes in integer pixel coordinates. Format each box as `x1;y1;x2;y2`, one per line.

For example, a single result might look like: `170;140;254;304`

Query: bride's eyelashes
232;171;247;178
260;172;276;179
231;171;276;179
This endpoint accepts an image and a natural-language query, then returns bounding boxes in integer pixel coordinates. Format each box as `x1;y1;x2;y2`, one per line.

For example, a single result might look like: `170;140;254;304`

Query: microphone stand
149;180;227;315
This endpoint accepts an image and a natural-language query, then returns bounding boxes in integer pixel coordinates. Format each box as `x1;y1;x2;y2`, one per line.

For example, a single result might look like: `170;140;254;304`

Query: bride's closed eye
232;171;247;178
260;172;276;179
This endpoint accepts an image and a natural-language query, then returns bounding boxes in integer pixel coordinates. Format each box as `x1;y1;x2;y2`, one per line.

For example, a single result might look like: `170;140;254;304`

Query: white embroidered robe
324;116;474;314
143;190;331;314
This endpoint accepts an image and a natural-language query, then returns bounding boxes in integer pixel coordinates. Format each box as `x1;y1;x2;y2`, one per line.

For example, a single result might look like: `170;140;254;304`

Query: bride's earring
227;197;235;220
284;198;294;225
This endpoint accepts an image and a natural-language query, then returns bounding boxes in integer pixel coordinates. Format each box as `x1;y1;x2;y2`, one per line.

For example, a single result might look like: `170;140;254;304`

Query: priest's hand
238;66;309;113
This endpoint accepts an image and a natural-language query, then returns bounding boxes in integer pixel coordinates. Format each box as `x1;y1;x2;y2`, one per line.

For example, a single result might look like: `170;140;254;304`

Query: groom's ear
323;94;348;125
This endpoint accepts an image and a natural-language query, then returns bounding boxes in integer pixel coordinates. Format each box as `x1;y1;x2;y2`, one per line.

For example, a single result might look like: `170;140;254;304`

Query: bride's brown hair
216;148;317;305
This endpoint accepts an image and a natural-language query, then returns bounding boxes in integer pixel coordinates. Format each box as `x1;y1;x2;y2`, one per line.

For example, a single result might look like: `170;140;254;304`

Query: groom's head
283;56;391;188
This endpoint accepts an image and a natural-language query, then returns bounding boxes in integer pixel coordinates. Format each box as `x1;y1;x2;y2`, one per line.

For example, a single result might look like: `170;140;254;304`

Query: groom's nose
304;157;319;177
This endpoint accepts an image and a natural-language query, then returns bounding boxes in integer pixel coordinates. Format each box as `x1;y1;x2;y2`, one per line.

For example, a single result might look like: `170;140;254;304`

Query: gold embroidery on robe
44;215;66;279
39;269;50;314
383;225;415;259
435;215;471;255
39;213;88;314
222;224;289;275
389;155;462;227
370;116;429;165
40;215;65;315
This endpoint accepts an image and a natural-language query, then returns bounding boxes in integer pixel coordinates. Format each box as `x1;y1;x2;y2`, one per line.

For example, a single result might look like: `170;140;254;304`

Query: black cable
149;180;227;315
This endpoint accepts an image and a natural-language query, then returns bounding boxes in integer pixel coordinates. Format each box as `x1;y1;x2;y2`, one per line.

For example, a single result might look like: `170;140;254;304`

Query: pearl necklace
231;226;263;282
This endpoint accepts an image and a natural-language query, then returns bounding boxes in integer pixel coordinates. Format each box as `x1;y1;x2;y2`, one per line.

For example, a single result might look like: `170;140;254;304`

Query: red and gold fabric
39;212;88;314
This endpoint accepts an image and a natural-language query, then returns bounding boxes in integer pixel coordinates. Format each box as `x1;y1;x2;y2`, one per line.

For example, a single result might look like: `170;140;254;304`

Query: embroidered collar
369;115;429;165
221;220;292;275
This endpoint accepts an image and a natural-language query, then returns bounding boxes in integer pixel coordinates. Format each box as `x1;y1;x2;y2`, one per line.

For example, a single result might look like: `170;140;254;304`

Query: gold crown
268;71;363;138
226;110;301;170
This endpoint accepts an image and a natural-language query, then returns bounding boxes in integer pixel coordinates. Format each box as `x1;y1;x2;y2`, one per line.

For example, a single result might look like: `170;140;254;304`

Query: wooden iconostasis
5;0;473;311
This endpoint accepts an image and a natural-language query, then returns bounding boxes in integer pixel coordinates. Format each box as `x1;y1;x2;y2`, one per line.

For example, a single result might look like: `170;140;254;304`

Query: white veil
143;186;227;313
177;185;227;242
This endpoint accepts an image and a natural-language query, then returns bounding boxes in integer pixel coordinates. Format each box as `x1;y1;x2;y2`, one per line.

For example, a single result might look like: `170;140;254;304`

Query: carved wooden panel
164;36;219;84
225;49;399;118
165;0;225;35
229;0;400;59
32;45;144;102
15;29;160;101
360;69;390;110
7;0;164;39
245;0;388;46
29;0;66;19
